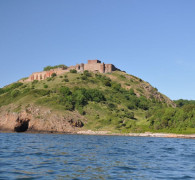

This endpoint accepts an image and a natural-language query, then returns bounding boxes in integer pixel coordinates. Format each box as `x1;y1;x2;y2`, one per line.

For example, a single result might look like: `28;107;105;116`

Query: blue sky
0;0;195;100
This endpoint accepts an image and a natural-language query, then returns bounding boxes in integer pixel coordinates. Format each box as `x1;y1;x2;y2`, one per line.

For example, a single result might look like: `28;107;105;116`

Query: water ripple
0;133;194;179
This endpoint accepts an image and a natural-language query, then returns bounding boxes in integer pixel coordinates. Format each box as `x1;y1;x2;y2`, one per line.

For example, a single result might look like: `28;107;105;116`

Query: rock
68;119;84;127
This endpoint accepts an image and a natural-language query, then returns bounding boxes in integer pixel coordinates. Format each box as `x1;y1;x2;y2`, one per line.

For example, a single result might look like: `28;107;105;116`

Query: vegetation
51;73;57;77
174;99;195;107
0;70;194;134
70;69;77;73
43;64;68;71
147;104;195;133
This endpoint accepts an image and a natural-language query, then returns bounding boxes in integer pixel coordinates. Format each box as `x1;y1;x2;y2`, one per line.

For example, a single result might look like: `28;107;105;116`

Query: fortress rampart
24;60;119;82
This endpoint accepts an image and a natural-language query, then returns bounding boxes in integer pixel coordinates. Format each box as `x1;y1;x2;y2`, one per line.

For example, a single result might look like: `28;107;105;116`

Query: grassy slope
0;71;194;134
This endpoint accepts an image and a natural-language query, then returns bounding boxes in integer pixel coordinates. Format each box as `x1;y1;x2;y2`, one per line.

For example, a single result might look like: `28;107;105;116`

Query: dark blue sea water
0;133;194;180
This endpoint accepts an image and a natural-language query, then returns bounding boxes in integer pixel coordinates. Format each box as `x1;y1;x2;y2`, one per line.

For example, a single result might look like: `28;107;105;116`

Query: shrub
32;80;38;84
10;82;23;89
22;88;31;94
84;70;91;77
76;106;86;115
2;82;23;94
59;86;72;96
11;90;20;98
103;80;111;87
47;77;52;81
43;64;68;71
127;102;136;110
73;88;89;107
112;83;121;91
70;69;77;73
129;88;136;95
108;103;116;109
32;89;50;96
138;96;149;110
51;73;57;77
59;96;74;110
44;84;48;88
120;75;126;79
0;88;5;95
81;76;87;80
125;112;134;119
87;89;106;102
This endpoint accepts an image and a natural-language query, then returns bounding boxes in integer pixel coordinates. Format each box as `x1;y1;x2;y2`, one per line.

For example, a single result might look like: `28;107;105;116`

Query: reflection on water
0;133;195;179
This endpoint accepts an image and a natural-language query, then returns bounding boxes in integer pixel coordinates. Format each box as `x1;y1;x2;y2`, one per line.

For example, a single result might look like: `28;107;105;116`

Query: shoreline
0;129;195;139
77;130;195;139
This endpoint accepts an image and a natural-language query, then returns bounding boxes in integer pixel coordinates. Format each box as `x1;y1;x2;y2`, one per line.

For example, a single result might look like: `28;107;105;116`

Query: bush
47;77;52;81
59;87;72;96
64;79;69;82
127;102;136;110
51;73;57;77
129;88;136;95
70;69;77;73
125;112;134;119
138;96;149;110
32;89;50;96
112;83;121;91
81;76;87;80
0;88;5;95
84;70;91;77
11;90;20;98
43;64;68;71
59;96;74;110
10;82;23;89
44;84;48;88
87;89;106;102
2;82;23;94
22;88;31;94
73;88;89;107
108;103;116;109
103;80;111;87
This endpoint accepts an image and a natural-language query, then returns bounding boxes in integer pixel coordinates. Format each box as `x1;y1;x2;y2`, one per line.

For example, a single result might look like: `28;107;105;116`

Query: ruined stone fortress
25;60;119;82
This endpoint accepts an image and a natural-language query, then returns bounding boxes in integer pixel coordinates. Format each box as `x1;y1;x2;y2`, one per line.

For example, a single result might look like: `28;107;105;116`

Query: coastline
77;130;195;139
1;129;195;139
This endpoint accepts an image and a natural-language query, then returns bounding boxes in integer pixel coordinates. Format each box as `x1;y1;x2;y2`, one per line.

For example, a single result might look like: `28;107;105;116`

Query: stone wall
24;68;68;82
24;60;119;82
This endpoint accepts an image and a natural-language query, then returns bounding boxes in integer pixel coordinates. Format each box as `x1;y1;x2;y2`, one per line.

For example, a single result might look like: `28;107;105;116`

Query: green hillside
0;70;194;134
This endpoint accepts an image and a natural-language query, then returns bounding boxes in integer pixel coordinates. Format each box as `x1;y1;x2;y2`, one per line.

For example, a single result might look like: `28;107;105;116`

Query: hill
0;68;194;134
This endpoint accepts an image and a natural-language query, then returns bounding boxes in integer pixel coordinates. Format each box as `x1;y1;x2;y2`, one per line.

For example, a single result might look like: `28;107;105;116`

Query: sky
0;0;195;100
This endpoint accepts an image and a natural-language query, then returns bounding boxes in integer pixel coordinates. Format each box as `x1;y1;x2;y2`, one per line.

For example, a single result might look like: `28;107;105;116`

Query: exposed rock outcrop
0;105;85;133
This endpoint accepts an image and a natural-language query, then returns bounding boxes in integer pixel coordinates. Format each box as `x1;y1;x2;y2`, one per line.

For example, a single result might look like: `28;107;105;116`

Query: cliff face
0;105;84;133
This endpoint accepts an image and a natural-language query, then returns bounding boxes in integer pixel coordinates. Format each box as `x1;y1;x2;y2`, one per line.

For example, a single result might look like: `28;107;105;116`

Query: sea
0;133;194;180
